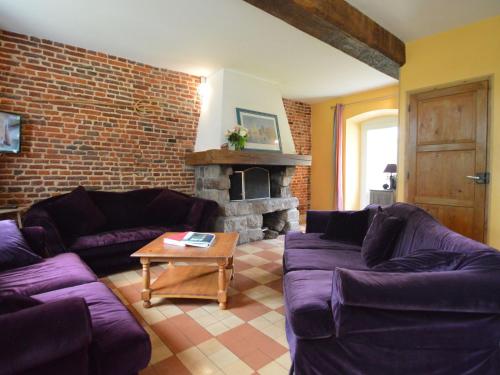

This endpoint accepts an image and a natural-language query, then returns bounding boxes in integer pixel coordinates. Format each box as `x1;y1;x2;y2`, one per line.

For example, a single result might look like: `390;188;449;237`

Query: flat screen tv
0;111;21;154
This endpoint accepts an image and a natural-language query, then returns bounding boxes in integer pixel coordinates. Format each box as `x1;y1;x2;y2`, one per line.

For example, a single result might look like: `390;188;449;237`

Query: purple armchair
23;187;219;274
284;203;500;374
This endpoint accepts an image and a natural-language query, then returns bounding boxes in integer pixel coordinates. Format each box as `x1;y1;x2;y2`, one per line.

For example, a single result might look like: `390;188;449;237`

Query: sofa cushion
145;190;193;225
362;210;404;267
320;209;370;245
68;225;187;252
454;249;500;271
47;186;107;240
284;248;367;273
33;282;151;375
0;293;41;314
285;232;361;251
284;270;335;339
0;220;42;271
0;253;97;296
373;249;466;272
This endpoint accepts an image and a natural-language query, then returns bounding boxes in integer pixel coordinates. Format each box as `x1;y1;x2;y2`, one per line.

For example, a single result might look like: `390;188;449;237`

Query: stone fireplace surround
186;150;312;244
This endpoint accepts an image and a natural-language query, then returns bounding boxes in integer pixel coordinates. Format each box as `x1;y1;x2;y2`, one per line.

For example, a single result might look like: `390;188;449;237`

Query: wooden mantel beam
243;0;405;78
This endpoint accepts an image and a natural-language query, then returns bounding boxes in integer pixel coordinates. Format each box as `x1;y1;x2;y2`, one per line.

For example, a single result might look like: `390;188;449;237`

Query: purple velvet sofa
284;203;500;374
23;187;219;274
0;220;151;375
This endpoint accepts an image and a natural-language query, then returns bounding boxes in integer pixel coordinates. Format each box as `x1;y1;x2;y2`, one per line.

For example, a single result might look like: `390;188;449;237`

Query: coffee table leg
217;260;227;310
141;258;152;308
226;256;234;280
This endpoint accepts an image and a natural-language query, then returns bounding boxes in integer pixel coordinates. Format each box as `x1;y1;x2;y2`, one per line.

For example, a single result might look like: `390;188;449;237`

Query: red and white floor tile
102;236;291;375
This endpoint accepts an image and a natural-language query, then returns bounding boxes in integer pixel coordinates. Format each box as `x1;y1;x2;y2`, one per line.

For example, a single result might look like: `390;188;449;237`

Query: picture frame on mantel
236;108;282;152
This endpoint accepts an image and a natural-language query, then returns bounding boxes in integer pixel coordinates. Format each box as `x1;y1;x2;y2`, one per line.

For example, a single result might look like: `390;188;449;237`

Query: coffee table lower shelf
146;265;232;308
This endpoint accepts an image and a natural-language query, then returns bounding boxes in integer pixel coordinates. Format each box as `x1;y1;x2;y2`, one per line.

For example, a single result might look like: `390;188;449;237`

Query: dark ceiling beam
243;0;405;79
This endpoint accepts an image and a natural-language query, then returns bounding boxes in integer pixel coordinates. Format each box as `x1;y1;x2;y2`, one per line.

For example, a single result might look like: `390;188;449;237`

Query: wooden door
407;81;488;241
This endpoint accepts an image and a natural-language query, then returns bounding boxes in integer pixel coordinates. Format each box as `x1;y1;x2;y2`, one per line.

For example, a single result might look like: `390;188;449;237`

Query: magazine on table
163;232;215;248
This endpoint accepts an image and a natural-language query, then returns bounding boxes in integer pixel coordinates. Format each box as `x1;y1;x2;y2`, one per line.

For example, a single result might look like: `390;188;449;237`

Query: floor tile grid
103;236;291;375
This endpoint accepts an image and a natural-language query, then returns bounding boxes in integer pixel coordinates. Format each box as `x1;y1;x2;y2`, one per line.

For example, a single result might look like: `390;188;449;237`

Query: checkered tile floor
101;236;291;375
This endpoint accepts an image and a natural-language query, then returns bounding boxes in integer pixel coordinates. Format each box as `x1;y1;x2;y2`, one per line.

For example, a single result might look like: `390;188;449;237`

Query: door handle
466;172;489;184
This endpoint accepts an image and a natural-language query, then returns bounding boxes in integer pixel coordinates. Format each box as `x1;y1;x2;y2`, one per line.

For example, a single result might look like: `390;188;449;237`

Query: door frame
404;77;491;241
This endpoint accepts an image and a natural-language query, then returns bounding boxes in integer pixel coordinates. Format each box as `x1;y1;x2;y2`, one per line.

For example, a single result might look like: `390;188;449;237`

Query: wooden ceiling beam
243;0;405;79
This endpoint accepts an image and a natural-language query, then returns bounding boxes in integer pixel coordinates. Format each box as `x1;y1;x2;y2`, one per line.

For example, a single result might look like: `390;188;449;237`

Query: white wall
195;69;296;153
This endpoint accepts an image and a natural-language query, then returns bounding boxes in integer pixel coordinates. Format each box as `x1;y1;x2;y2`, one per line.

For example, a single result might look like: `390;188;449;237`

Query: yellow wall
398;15;500;247
311;85;399;209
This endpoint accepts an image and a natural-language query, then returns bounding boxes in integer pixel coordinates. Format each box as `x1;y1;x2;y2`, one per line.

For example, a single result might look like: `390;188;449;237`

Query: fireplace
186;149;312;244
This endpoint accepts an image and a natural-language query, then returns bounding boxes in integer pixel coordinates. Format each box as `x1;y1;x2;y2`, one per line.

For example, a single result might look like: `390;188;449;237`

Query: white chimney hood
194;69;296;154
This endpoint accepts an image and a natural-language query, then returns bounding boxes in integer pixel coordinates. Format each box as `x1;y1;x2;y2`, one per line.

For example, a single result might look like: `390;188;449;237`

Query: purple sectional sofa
23;186;219;274
284;203;500;374
0;220;151;375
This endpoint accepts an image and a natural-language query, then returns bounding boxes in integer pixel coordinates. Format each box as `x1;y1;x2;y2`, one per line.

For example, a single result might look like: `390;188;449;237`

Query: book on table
163;232;216;248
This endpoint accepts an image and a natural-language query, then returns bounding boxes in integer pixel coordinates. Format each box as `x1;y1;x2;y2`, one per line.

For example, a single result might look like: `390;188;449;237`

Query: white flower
240;128;248;136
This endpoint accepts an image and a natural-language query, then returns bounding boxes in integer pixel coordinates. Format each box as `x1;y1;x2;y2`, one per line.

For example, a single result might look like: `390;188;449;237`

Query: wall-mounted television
0;111;21;154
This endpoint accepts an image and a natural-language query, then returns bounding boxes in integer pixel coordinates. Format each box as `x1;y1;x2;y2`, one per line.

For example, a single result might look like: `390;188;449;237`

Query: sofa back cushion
88;188;162;229
320;209;370;245
144;190;193;226
362;210;404;267
383;203;492;258
47;186;107;240
0;220;42;271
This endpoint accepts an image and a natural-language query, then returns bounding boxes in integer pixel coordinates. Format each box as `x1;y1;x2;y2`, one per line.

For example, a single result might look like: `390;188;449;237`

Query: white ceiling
0;0;396;102
347;0;500;42
0;1;498;102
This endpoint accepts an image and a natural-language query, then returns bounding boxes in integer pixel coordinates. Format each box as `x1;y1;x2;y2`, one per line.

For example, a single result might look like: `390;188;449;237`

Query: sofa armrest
305;210;333;233
22;208;67;255
0;297;92;375
186;198;219;231
333;268;500;314
20;226;48;257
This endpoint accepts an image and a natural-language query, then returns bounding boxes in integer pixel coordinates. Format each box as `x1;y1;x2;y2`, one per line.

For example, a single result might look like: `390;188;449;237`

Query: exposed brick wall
283;99;311;212
0;30;201;206
0;29;312;211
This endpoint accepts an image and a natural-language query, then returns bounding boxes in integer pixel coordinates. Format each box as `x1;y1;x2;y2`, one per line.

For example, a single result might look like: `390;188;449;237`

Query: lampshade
383;164;397;173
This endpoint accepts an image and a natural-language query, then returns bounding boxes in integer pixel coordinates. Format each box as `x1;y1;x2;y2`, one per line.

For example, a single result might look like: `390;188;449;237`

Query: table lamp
384;164;397;190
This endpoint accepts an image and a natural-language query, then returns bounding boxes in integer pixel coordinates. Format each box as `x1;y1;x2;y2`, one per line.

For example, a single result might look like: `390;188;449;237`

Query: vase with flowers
225;125;248;151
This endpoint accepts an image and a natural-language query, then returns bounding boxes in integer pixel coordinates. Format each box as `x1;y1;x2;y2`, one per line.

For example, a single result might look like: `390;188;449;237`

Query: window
360;117;398;208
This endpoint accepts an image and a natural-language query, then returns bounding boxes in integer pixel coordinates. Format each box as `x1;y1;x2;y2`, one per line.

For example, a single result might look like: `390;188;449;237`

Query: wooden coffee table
131;232;238;310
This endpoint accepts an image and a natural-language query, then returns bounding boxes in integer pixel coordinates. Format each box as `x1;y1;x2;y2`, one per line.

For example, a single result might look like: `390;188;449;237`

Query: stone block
280;187;291;198
214;216;247;232
197;189;229;204
285;167;296;177
246;214;263;228
280;176;292;187
286;220;300;232
284;208;300;222
203;177;230;190
204;165;223;178
247;228;264;242
264;229;280;240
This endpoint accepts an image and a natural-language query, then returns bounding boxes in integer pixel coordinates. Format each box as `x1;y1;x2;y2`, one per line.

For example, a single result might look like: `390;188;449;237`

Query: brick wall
283;99;311;212
0;30;201;206
0;30;312;210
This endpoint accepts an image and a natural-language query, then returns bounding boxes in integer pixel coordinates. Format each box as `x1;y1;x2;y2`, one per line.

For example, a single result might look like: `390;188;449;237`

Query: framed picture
236;108;281;152
0;111;21;154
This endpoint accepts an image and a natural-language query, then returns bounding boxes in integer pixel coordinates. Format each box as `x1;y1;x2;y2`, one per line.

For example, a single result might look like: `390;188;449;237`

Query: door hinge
408;104;411;112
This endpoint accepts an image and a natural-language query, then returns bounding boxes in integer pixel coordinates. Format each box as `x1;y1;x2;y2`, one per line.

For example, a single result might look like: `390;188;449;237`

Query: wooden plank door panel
407;81;488;242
